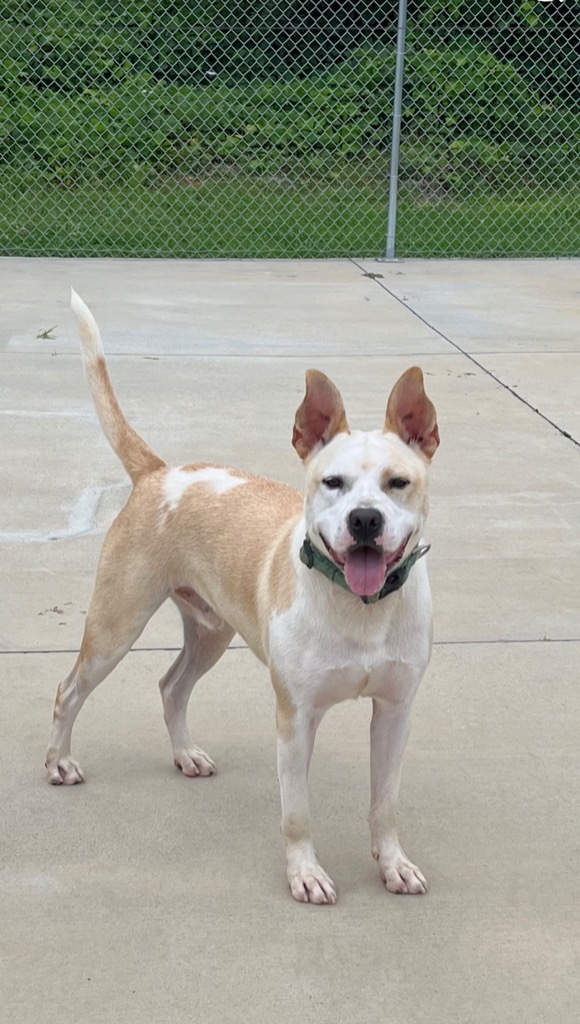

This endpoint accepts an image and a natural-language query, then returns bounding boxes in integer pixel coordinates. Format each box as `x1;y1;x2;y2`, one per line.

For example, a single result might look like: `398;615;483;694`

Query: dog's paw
173;746;216;778
46;757;85;786
378;854;427;895
288;865;337;905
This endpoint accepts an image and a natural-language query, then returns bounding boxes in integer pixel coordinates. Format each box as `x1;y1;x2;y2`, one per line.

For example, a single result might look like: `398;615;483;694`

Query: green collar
299;536;430;604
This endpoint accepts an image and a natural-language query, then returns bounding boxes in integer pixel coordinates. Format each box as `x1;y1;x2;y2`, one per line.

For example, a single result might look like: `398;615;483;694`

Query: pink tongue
343;547;388;597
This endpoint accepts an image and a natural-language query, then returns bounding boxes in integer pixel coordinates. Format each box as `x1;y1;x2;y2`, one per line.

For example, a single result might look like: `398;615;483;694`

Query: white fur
70;288;104;367
162;466;247;511
268;519;431;901
264;427;433;901
306;430;427;559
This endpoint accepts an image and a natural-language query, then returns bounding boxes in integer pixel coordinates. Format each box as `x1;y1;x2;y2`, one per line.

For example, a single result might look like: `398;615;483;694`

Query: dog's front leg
274;688;336;905
369;693;428;895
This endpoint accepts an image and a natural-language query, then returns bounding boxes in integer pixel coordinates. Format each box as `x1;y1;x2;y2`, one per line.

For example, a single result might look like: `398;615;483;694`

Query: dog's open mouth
322;535;410;598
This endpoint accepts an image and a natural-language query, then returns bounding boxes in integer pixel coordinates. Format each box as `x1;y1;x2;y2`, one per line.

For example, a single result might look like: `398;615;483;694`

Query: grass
397;188;580;259
1;172;579;258
0;172;388;258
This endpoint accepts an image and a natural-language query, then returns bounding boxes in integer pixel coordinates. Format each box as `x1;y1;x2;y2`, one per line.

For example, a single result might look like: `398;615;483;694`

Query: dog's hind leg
45;531;167;785
159;592;234;777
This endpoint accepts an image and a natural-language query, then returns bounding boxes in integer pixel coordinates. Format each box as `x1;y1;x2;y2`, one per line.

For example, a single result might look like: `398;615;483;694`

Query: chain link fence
1;1;579;259
394;0;580;257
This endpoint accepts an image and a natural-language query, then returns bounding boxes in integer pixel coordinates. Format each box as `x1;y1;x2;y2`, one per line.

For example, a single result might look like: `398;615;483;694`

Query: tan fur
282;813;311;845
271;665;296;743
293;369;350;460
385;366;440;460
163;469;302;658
86;358;166;484
379;464;420;491
260;515;299;618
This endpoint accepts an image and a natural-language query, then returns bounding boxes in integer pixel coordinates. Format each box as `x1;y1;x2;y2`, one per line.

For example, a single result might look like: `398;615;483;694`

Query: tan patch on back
164;466;303;658
180;461;248;481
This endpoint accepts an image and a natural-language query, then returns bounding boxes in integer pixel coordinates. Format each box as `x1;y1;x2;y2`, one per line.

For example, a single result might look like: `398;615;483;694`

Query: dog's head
293;368;439;598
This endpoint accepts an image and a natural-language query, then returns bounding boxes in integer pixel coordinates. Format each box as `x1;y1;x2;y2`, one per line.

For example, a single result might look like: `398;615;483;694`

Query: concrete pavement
1;258;579;1023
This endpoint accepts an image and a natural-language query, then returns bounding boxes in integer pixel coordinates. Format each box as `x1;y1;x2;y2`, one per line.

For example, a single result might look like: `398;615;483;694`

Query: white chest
292;639;428;708
267;594;431;710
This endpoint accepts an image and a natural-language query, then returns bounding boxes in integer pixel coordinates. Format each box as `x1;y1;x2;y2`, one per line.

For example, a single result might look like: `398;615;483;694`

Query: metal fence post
384;0;408;261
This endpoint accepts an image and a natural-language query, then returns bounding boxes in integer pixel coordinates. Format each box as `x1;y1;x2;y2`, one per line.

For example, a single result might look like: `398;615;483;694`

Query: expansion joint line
349;257;579;450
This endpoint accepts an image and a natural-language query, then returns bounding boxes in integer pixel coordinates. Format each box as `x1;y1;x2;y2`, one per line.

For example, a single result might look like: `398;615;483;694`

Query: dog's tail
71;288;166;485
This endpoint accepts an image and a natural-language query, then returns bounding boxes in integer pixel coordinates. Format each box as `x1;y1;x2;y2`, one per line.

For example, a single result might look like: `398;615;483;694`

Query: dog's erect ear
384;366;439;459
292;370;350;461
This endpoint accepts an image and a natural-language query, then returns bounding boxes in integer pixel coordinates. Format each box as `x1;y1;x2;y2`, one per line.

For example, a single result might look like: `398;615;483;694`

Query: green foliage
0;1;394;91
401;38;580;188
408;0;578;104
1;38;578;193
3;2;577;101
2;2;578;257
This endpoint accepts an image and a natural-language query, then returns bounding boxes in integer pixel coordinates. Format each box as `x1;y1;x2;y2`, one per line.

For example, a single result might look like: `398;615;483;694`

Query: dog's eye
388;477;410;490
322;476;343;490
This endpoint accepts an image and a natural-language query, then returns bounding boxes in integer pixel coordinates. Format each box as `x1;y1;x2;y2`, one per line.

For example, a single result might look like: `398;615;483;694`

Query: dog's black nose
348;507;383;542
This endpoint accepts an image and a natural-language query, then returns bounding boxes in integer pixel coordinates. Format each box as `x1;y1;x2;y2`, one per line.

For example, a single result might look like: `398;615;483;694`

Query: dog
45;289;440;905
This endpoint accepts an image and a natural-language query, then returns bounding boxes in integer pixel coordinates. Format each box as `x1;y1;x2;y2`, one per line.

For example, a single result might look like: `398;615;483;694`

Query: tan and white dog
46;289;440;905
